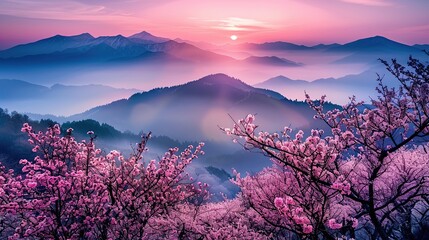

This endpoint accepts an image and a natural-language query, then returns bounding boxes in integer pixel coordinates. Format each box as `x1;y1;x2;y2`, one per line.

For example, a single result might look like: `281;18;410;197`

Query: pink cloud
340;0;392;7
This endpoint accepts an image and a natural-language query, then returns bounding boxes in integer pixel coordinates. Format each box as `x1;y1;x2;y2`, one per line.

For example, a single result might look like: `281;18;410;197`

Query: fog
0;52;368;91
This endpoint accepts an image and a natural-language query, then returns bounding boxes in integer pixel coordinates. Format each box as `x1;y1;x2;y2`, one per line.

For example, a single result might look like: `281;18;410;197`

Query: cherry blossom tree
0;123;208;239
225;56;429;239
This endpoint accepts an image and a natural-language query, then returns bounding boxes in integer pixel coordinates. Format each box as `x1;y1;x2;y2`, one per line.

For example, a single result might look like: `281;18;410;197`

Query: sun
230;35;238;41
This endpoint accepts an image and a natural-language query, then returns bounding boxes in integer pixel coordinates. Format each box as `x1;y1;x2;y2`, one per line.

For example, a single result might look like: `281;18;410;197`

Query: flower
27;181;37;189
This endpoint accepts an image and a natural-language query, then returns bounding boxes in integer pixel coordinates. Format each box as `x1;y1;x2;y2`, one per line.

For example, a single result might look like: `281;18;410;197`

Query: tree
0;123;207;239
225;56;429;239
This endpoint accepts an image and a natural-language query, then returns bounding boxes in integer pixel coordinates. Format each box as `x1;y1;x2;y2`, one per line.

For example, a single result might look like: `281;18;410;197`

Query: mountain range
0;32;235;65
1;32;426;67
254;69;398;104
66;73;335;141
230;35;426;64
0;79;139;115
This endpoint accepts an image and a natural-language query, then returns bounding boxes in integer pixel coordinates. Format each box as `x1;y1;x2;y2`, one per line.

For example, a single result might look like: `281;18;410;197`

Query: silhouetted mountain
129;31;170;43
2;34;424;70
0;33;95;58
256;75;310;87
0;79;139;116
241;56;301;66
70;74;333;141
327;36;424;64
0;79;49;99
330;36;416;52
0;35;150;64
229;36;426;65
254;69;400;104
0;33;234;65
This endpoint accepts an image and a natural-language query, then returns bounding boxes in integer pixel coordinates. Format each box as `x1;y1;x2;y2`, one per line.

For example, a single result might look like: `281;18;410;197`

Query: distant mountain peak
50;33;94;40
104;34;126;39
79;32;93;37
185;73;286;100
343;35;408;48
273;75;293;80
196;73;243;85
358;35;391;42
129;31;169;43
91;35;135;49
132;31;154;37
372;35;387;39
74;33;94;39
328;35;417;54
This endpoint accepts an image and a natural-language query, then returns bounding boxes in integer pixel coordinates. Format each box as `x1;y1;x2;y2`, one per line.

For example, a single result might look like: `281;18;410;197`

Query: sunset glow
0;0;428;49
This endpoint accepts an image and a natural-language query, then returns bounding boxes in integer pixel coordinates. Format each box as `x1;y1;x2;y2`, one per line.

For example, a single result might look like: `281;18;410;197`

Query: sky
0;0;428;50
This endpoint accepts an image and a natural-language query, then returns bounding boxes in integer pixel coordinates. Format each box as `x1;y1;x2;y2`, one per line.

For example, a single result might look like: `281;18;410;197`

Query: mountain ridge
0;79;140;116
70;73;333;141
0;32;234;64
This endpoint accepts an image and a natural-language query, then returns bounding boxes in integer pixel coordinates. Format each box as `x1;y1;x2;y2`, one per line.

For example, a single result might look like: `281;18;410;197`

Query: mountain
129;31;170;43
329;36;417;52
70;74;334;141
1;34;424;69
0;33;95;58
241;56;302;66
232;36;425;65
254;69;400;104
0;79;140;116
255;75;310;88
0;79;49;99
327;36;425;64
89;35;140;49
0;35;151;64
0;33;234;65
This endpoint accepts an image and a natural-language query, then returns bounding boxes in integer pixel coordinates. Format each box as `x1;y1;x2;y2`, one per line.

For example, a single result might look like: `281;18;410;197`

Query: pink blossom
328;219;342;230
274;197;284;208
27;181;37;189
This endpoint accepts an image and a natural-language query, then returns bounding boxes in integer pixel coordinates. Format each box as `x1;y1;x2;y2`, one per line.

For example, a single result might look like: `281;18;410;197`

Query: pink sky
0;0;428;49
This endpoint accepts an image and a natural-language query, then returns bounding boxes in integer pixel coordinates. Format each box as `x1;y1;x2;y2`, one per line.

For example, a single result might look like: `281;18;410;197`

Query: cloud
339;0;392;6
205;17;272;32
0;0;155;21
